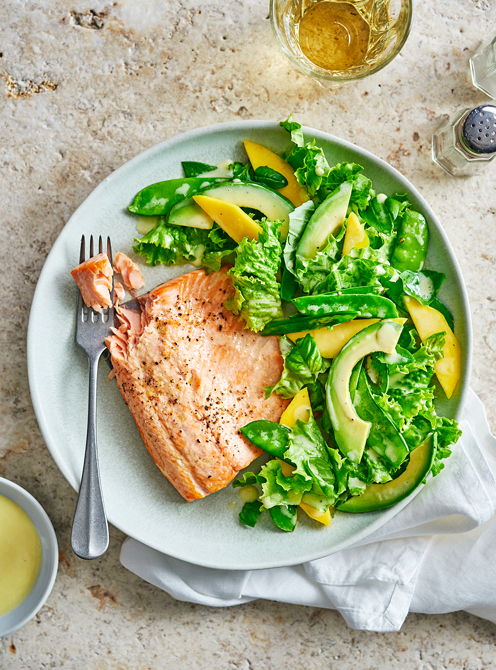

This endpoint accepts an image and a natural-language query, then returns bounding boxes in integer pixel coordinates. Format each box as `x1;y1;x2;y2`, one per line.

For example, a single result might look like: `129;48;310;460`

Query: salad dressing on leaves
299;1;370;71
0;495;41;615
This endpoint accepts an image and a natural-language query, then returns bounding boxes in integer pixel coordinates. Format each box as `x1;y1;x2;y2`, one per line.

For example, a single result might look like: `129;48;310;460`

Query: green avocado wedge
168;181;295;236
297;181;352;259
337;435;436;513
325;319;404;463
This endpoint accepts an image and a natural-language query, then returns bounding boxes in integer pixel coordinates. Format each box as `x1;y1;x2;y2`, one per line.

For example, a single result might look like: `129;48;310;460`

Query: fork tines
78;234;114;316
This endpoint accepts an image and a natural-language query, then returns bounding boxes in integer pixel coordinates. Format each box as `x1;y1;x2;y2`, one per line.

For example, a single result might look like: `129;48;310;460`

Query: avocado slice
337;435;436;513
297;182;352;259
325;319;404;463
168;181;294;236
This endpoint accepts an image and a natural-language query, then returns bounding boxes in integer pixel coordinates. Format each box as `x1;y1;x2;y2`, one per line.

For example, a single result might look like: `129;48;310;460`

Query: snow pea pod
128;177;227;216
390;209;429;272
353;370;409;467
240;420;290;459
262;313;357;336
293;293;398;319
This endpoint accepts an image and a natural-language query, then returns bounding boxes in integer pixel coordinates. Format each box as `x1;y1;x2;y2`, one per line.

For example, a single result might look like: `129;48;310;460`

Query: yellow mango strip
342;212;369;256
403;296;461;398
193;195;261;243
279;388;331;526
243;140;309;207
288;318;407;359
299;501;332;526
280;387;312;426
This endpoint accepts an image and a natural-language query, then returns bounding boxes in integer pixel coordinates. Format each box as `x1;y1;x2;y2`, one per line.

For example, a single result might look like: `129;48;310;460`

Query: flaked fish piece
105;267;288;501
113;252;144;291
114;281;126;304
70;252;112;311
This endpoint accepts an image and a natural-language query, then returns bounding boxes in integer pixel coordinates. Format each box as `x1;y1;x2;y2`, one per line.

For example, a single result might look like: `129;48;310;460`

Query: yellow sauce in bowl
0;495;42;616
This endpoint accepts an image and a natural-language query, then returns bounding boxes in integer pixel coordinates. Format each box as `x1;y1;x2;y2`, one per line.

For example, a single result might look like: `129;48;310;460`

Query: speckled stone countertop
1;0;496;667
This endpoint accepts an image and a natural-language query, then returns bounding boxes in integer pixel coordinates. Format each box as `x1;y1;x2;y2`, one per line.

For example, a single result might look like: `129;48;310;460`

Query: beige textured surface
1;0;496;667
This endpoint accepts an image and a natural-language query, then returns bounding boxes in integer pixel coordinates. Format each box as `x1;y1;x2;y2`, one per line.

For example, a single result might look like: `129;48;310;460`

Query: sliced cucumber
337;435;435;513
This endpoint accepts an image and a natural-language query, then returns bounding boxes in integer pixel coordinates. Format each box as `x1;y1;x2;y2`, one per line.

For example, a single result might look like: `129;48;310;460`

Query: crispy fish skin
106;267;288;501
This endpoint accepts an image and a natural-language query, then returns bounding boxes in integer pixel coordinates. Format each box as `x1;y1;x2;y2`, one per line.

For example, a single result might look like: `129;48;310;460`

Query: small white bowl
0;478;58;637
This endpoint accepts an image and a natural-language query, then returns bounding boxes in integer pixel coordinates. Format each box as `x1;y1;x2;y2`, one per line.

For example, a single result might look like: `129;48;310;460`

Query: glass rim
269;0;413;83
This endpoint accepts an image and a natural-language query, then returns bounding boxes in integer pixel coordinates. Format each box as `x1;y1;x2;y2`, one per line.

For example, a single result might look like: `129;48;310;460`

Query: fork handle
71;352;109;559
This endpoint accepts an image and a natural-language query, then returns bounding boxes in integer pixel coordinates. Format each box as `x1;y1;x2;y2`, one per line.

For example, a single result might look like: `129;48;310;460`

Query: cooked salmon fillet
113;252;144;291
71;252;112;311
105;267;288;501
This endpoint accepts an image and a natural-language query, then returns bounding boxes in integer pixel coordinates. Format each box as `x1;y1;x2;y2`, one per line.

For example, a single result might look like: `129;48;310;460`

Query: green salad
128;117;462;532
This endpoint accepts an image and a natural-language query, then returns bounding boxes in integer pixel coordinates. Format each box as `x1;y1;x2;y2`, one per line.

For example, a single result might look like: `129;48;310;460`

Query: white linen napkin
120;389;496;632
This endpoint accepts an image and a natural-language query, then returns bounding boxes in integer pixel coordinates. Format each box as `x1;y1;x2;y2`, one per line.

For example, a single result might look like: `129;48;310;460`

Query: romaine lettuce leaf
266;334;328;398
226;220;283;332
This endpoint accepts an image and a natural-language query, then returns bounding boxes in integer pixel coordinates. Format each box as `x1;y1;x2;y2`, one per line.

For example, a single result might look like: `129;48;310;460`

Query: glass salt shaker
432;105;496;176
470;37;496;98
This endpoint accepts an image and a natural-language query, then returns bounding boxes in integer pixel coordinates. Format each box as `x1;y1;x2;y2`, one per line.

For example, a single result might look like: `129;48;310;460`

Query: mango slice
403;296;461;398
278;387;331;526
288;318;406;358
280;387;312;427
193;195;261;243
299;502;332;526
243;140;309;207
342;212;369;256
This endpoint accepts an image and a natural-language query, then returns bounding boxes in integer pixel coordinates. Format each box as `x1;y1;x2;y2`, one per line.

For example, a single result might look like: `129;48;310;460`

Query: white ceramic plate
27;122;471;570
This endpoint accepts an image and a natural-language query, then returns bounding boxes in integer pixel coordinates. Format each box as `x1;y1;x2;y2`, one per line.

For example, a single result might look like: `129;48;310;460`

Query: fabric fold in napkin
120;389;496;632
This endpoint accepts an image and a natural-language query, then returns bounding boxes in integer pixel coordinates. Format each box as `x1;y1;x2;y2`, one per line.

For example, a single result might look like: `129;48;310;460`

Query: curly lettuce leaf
280;117;330;198
313;254;390;294
318;162;374;210
134;221;235;269
258;459;312;508
226;220;283;332
266;334;328;398
294;228;345;294
134;221;209;266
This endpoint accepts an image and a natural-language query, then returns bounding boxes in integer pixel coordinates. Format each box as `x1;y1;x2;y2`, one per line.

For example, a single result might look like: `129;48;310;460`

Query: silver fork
71;234;113;560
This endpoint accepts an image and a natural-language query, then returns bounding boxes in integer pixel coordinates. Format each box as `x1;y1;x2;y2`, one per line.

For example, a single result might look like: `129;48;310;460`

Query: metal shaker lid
462;105;496;154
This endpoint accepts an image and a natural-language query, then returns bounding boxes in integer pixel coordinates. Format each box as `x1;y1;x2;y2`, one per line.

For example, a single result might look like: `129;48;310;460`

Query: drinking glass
270;0;412;82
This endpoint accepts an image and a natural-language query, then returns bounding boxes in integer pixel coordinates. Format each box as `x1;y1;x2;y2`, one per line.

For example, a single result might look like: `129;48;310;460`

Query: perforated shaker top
462;105;496;154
